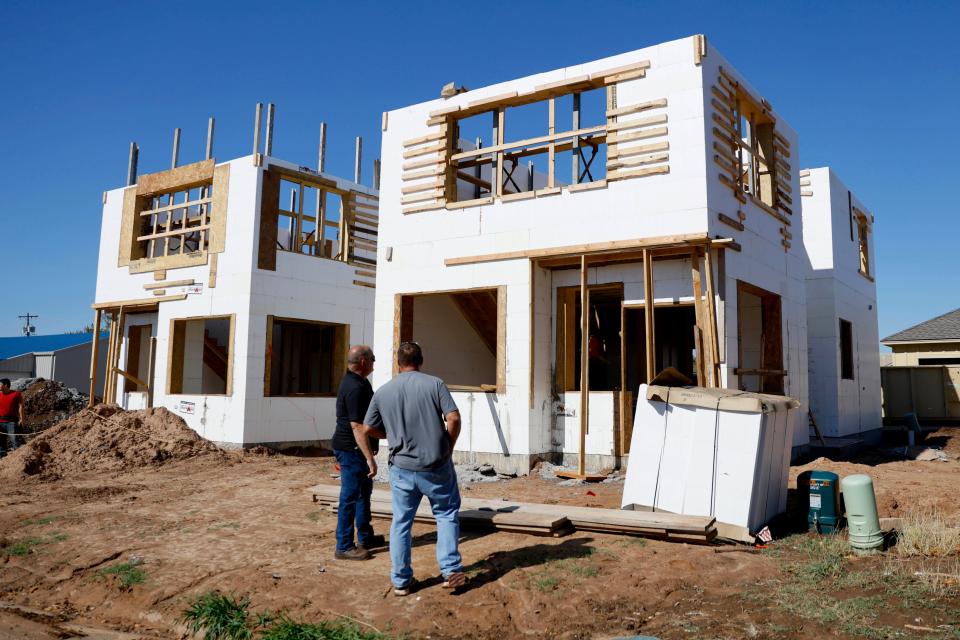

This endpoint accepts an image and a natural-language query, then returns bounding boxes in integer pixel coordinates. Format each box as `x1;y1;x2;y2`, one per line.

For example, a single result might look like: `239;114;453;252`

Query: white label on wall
178;400;196;415
184;284;203;295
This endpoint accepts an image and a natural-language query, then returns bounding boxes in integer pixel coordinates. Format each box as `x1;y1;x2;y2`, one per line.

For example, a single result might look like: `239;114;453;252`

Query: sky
0;0;957;343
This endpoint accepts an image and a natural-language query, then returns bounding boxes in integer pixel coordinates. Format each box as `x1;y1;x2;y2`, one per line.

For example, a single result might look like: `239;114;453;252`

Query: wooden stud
548;98;556;188
690;249;707;385
704;248;721;387
88;309;102;406
718;213;744;231
607;165;669;181
606;98;667;119
643;249;655;383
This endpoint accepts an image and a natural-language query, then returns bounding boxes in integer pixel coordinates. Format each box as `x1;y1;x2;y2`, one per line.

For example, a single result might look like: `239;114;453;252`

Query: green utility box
798;470;843;533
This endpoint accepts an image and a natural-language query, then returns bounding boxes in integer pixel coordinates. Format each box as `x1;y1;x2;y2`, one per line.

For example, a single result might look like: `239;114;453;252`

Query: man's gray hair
347;345;373;365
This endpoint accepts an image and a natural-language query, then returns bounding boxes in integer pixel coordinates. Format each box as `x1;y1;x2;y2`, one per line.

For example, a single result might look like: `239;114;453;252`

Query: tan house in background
882;308;960;365
881;308;960;422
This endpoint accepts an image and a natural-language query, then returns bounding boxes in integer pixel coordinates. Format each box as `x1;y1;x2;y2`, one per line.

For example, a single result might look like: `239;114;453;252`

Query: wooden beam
444;233;713;267
92;294;187;310
88;309;102;406
704;248;722;387
643;249;655;383
690;249;707;385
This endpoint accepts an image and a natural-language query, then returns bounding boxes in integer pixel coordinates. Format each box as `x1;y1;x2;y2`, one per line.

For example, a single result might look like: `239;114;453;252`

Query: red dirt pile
0;404;221;482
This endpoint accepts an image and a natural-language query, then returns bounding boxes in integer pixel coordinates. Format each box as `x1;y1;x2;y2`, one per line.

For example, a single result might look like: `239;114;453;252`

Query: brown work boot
442;571;467;591
334;547;370;561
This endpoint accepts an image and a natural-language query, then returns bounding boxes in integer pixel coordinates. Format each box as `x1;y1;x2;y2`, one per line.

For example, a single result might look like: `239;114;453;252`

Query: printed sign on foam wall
178;400;196;415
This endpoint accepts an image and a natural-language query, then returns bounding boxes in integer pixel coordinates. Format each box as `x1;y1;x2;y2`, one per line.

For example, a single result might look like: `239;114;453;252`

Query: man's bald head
347;345;375;377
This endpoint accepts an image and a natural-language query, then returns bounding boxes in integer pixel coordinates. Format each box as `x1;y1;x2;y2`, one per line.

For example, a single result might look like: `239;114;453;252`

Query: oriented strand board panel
136;159;215;196
117;186;138;267
208;164;231;254
258;168;280;271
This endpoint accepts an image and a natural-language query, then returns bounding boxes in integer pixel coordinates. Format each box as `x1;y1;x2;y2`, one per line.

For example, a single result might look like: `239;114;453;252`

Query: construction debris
0;404;221;482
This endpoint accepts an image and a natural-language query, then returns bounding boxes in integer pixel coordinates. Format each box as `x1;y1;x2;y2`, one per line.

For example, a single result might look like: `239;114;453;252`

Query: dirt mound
12;377;88;432
0;404;221;481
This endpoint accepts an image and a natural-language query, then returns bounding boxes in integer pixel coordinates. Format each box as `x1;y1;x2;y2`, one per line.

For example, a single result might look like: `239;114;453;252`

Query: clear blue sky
1;0;957;342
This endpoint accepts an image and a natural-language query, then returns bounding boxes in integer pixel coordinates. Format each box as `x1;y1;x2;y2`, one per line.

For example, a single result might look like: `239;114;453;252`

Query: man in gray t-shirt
362;342;466;595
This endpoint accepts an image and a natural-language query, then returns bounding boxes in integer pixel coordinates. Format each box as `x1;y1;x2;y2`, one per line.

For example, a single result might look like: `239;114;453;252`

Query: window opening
918;357;960;366
396;289;503;391
840;319;854;380
730;95;777;208
856;214;870;276
124;324;152;393
449;87;609;203
169;316;232;395
266;318;347;396
137;181;213;259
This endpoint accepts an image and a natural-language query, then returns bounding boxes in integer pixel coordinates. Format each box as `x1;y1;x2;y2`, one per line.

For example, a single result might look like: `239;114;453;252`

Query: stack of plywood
309;485;717;543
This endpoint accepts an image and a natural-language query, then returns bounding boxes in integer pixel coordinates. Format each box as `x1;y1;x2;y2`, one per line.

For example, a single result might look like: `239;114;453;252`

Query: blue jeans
389;459;463;588
0;422;16;456
333;449;375;552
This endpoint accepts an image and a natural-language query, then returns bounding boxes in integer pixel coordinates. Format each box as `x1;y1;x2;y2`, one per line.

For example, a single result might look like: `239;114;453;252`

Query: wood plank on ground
309;485;716;541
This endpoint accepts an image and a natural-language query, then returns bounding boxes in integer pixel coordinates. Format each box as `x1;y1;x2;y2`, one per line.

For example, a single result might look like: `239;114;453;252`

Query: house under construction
371;35;880;473
90;109;380;447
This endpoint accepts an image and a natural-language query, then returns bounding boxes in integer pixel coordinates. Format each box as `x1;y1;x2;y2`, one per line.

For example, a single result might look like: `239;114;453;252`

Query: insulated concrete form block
94;152;378;448
375;35;823;468
801;168;880;439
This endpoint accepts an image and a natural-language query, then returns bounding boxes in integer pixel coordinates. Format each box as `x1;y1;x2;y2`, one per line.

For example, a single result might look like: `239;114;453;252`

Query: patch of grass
22;515;62;527
306;511;321;522
2;537;46;556
553;558;599;577
183;592;254;640
530;573;560;592
1;533;68;556
260;616;387;640
181;593;391;640
897;509;960;558
97;562;147;589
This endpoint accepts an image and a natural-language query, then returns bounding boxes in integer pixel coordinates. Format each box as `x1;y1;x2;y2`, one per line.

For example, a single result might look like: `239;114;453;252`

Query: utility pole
19;313;38;336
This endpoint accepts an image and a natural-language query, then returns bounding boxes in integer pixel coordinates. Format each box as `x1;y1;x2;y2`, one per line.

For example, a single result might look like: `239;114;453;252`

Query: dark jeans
333;449;375;552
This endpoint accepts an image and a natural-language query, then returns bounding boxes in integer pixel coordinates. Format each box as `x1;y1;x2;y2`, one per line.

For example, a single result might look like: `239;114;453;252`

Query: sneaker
359;534;386;550
334;547;370;561
442;572;467;590
393;578;417;597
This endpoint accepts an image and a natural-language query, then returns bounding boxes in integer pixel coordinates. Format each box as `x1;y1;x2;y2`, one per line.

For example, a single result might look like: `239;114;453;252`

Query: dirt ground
1;425;959;639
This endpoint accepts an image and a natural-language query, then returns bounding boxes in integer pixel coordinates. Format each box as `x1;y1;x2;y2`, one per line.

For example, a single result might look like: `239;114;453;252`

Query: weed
50;532;68;542
182;592;254;640
306;511;321;522
260;615;387;639
2;537;46;556
97;562;147;589
530;573;560;592
897;509;960;558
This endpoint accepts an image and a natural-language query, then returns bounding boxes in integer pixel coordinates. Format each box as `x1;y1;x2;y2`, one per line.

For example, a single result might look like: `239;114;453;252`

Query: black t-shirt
331;371;377;453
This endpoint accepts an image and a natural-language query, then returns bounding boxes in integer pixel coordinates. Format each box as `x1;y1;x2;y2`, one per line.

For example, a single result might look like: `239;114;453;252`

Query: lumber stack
311;485;571;537
309;485;717;543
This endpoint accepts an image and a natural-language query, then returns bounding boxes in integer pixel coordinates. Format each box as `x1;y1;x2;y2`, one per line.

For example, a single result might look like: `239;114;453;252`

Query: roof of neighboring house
882;308;960;343
0;332;107;361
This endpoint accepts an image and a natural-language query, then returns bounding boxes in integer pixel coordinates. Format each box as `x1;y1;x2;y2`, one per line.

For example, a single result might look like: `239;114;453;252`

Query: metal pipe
170;128;181;169
265;103;275;156
205;117;215;160
252;103;263;156
354;136;362;184
126;142;139;186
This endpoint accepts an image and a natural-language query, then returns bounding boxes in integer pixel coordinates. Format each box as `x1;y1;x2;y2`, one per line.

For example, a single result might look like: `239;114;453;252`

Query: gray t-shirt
363;371;459;471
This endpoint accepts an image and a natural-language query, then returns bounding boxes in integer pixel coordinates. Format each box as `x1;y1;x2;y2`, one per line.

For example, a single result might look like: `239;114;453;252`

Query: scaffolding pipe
170;128;181;169
318;122;327;172
354;136;362;184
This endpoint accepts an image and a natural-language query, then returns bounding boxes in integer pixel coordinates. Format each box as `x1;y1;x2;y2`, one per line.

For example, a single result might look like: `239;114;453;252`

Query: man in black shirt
331;345;384;560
